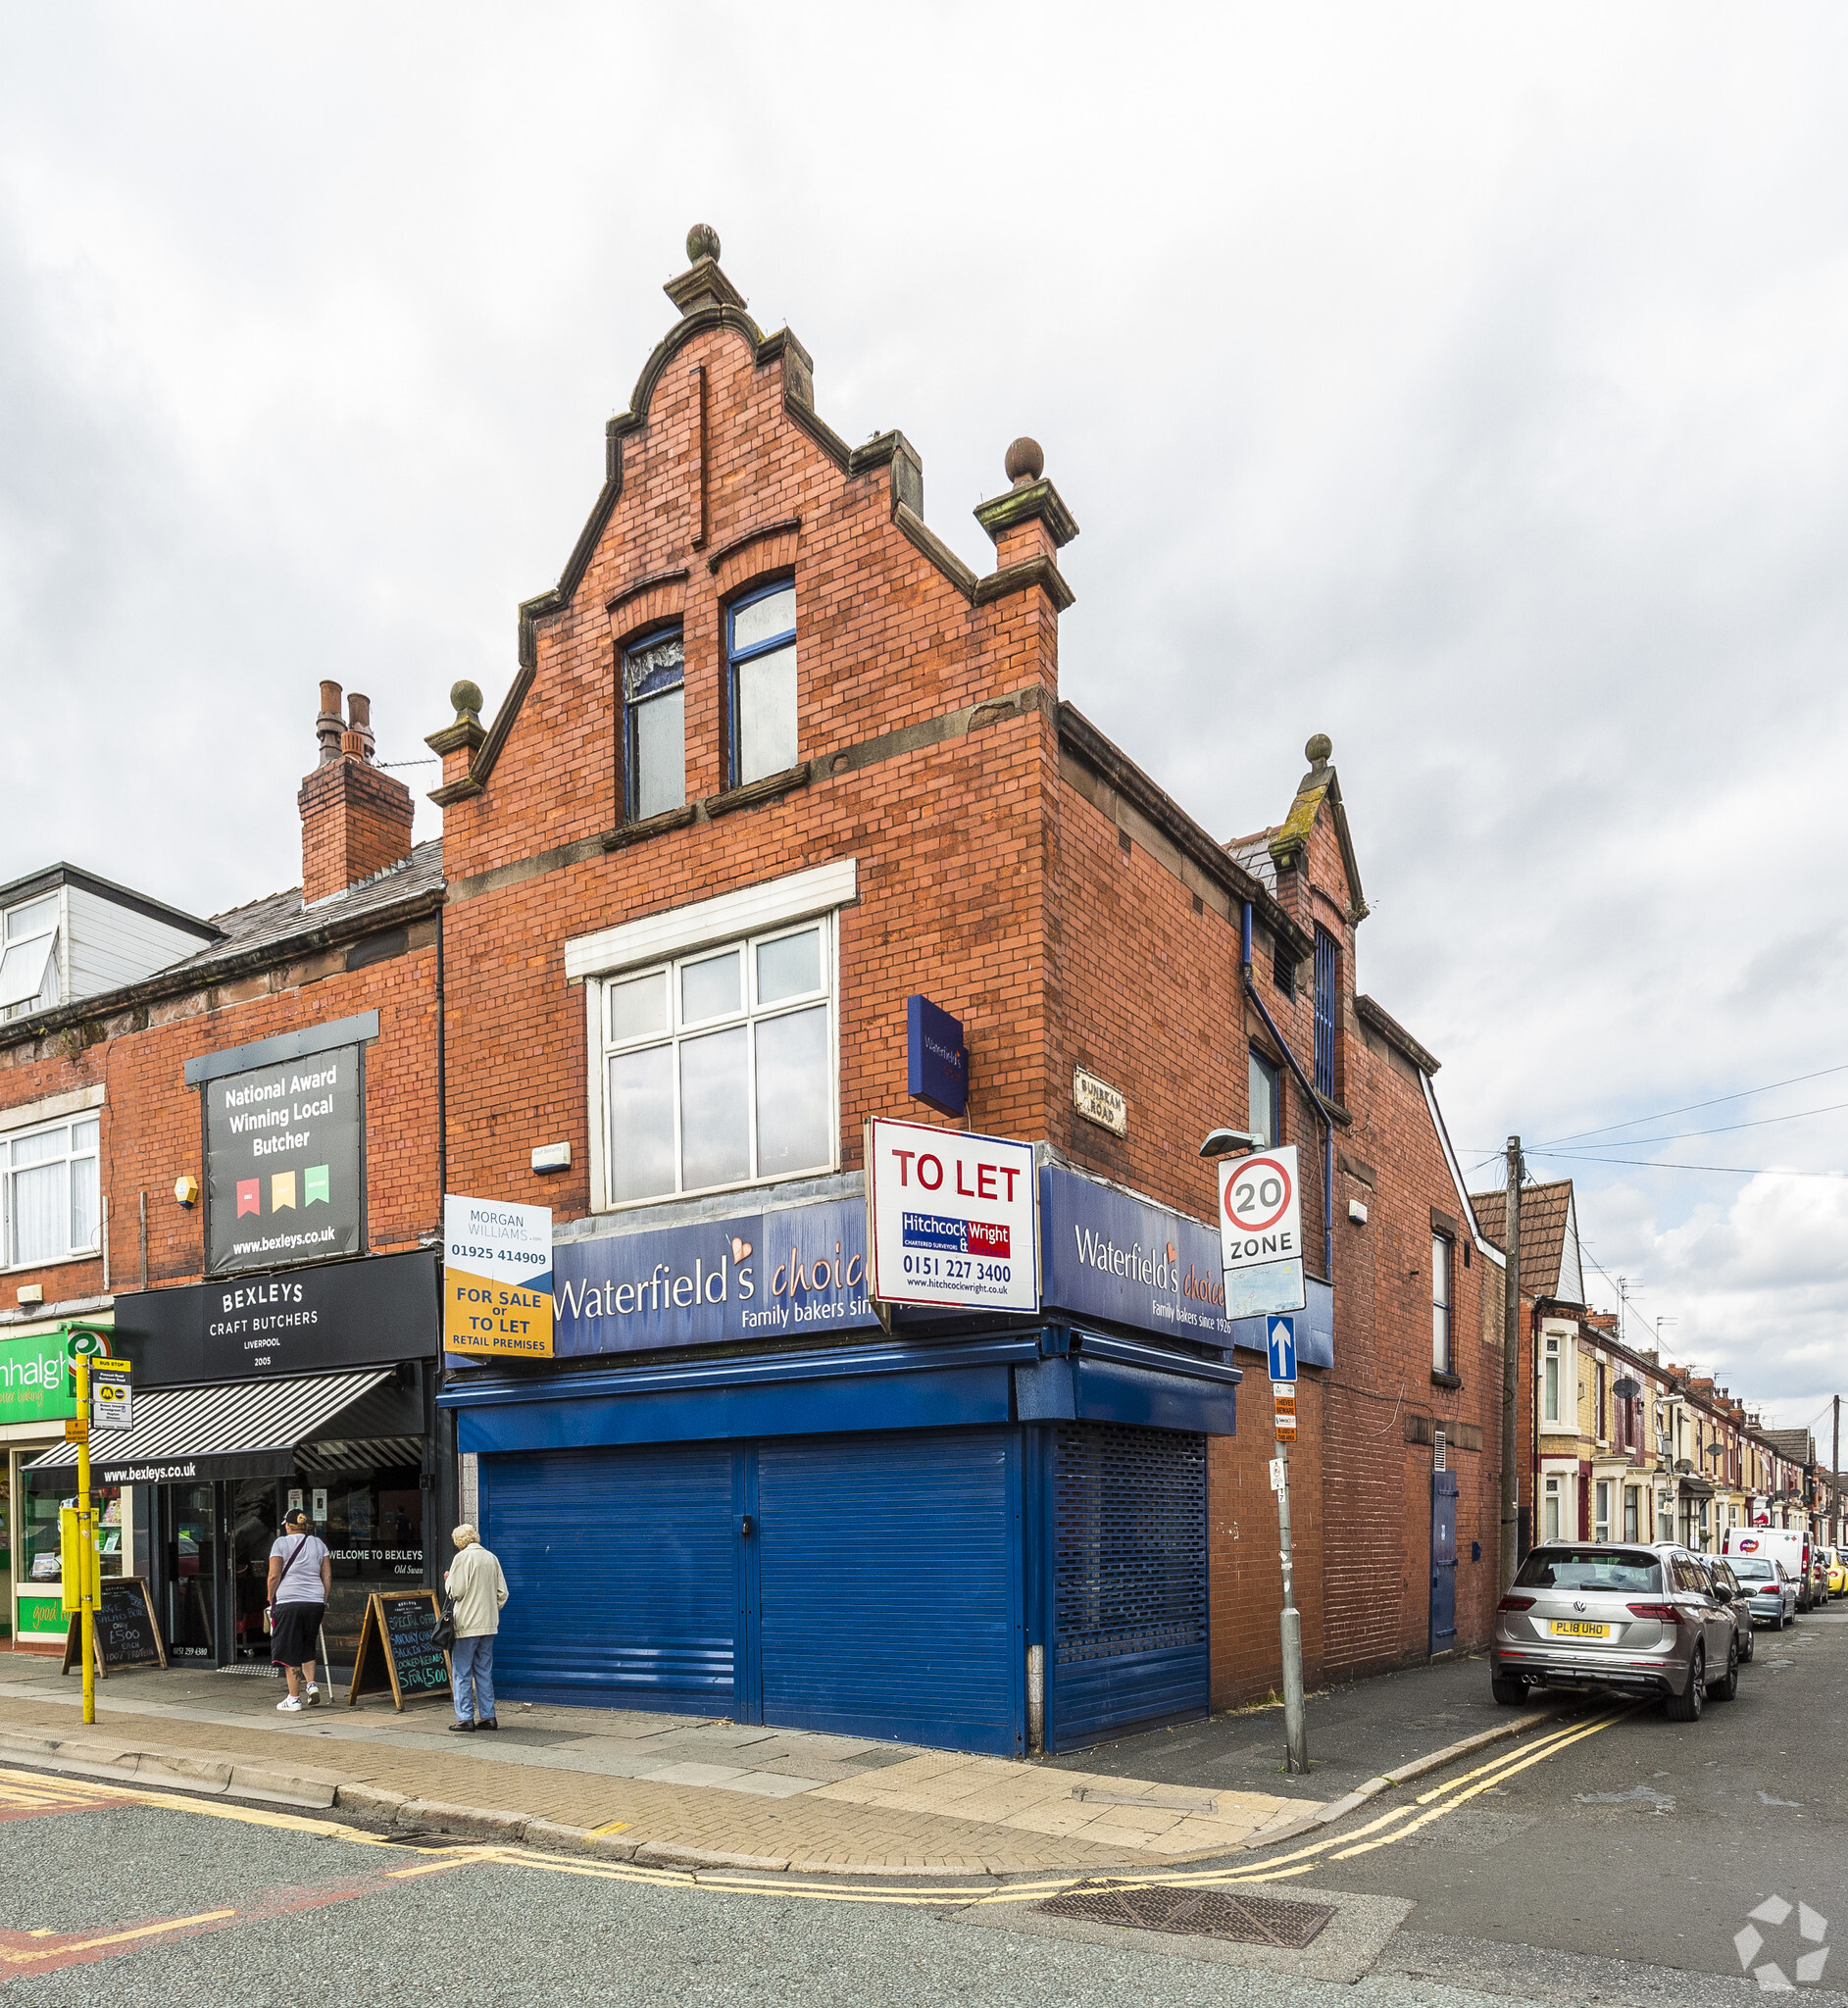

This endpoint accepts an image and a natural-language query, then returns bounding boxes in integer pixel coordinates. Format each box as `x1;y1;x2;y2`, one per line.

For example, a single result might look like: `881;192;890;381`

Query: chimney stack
298;687;415;904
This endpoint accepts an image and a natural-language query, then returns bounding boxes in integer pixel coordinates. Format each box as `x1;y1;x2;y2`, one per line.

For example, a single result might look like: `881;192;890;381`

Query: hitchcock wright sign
867;1118;1038;1314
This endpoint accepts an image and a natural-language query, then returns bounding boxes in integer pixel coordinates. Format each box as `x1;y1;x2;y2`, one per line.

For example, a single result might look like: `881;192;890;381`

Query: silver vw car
1490;1541;1739;1720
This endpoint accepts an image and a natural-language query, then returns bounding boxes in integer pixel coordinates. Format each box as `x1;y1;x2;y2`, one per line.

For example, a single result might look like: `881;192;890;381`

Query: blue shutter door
481;1443;739;1712
1047;1423;1208;1751
756;1429;1023;1755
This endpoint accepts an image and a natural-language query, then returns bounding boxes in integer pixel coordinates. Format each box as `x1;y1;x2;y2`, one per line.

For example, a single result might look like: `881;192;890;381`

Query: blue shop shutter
482;1443;737;1711
757;1429;1022;1755
1047;1423;1208;1751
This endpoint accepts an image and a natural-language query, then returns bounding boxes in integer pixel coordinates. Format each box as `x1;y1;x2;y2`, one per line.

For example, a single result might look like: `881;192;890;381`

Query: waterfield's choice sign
537;1197;878;1360
1039;1165;1235;1346
202;1046;365;1274
867;1118;1037;1314
1218;1145;1306;1318
443;1197;553;1360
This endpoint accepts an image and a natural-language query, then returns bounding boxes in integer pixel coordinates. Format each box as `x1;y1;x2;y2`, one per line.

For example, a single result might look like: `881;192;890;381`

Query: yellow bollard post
75;1354;95;1726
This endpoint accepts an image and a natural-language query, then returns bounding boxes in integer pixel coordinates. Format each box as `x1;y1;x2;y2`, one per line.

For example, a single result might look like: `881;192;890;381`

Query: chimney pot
340;728;367;758
316;681;345;767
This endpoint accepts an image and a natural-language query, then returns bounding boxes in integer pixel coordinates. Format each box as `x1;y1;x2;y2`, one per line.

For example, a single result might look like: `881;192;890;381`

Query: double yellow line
0;1710;1630;1917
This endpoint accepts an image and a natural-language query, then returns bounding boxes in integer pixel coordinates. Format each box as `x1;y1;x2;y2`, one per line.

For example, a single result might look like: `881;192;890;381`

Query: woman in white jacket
443;1524;509;1732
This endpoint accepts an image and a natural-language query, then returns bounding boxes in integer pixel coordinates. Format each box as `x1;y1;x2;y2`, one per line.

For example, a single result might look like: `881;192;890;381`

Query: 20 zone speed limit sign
1218;1146;1303;1273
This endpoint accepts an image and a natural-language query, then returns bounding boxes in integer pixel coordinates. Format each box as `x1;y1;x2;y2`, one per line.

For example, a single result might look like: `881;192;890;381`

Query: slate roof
1761;1428;1816;1468
163;840;446;978
1224;830;1279;893
1469;1179;1585;1305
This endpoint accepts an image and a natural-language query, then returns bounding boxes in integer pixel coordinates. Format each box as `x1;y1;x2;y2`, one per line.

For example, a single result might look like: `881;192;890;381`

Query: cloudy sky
4;6;1844;1431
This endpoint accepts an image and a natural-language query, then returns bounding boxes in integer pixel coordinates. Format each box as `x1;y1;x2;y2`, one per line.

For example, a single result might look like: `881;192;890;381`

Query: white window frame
571;862;856;1215
1593;1478;1612;1543
1431;1230;1453;1374
1541;1328;1571;1427
3;1087;105;1271
0;886;66;1021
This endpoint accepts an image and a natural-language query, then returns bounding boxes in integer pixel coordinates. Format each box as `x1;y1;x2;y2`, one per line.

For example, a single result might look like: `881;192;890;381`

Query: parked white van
1723;1528;1813;1612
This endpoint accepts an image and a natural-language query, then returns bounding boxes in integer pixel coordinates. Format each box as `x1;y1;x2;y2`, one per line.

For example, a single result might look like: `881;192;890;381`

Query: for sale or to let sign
866;1117;1038;1314
443;1195;554;1359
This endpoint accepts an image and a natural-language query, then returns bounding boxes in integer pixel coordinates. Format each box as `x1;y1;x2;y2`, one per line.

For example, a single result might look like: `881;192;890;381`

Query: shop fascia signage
1039;1163;1335;1368
0;1327;114;1426
443;1196;553;1360
529;1196;879;1363
866;1117;1038;1315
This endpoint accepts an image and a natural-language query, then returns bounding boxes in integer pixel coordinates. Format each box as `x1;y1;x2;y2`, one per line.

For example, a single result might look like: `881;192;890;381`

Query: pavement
0;1644;1563;1878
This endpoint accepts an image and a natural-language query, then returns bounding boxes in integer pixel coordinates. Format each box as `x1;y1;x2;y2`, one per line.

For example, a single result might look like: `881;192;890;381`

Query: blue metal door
482;1443;740;1711
756;1430;1024;1755
1045;1424;1209;1752
1430;1468;1459;1654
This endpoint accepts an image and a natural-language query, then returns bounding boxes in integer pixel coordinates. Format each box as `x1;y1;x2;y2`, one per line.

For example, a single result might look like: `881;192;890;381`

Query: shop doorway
161;1483;220;1661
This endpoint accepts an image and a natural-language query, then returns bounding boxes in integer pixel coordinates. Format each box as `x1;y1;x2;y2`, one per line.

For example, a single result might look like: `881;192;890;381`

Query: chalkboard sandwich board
348;1589;451;1710
61;1578;168;1678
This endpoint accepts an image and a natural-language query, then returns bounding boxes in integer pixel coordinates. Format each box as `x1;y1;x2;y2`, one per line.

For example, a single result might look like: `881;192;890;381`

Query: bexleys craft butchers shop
431;229;1498;1756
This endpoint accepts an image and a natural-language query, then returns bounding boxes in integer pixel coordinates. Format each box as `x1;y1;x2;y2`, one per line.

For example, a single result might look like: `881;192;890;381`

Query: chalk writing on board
347;1589;450;1709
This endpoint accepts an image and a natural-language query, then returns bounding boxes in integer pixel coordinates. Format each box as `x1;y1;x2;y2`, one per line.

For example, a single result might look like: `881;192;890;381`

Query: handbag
432;1591;456;1650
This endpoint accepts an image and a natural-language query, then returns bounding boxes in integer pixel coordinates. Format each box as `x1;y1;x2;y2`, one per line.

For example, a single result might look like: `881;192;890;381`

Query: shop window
0;893;61;1020
1313;925;1338;1099
623;627;685;823
598;915;834;1205
727;581;797;787
1248;1050;1280;1150
4;1112;101;1269
1431;1231;1453;1374
22;1466;123;1601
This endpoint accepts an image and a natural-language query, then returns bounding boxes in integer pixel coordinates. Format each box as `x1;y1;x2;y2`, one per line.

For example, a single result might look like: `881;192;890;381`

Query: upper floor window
728;582;797;787
1431;1231;1453;1373
1313;926;1338;1099
623;628;685;823
1248;1049;1280;1149
1542;1330;1563;1423
599;916;835;1205
4;1114;99;1268
0;894;61;1020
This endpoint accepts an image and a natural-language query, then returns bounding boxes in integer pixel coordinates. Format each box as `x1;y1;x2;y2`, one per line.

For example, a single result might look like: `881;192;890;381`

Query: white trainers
276;1694;305;1713
304;1684;322;1705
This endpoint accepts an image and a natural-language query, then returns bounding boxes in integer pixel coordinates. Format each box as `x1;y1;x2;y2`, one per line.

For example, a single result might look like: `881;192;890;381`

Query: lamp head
1199;1128;1265;1160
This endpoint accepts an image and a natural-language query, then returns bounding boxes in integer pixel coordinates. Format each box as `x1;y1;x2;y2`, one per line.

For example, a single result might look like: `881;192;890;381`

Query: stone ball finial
1004;436;1044;486
686;224;722;265
451;679;484;722
1306;731;1333;768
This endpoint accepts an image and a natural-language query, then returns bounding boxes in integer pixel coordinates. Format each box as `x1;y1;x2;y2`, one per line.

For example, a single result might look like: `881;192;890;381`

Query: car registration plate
1548;1620;1611;1637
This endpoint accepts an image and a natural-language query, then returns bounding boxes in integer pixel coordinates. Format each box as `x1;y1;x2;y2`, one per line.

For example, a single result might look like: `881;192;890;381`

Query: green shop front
0;1320;129;1648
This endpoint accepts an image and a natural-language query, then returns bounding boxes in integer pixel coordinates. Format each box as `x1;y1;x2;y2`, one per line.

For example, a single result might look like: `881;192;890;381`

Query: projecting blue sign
906;995;969;1117
1267;1315;1297;1384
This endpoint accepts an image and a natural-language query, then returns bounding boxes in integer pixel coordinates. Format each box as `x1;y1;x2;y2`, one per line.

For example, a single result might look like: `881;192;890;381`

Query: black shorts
271;1602;325;1669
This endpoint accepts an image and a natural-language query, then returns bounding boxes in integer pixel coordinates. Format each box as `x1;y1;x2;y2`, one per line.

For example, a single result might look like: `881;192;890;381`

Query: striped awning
27;1369;396;1485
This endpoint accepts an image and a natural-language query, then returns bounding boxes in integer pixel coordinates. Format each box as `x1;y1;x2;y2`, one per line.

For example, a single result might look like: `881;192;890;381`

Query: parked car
1491;1541;1738;1720
1724;1552;1797;1630
1826;1550;1848;1597
1722;1527;1813;1611
1699;1555;1758;1663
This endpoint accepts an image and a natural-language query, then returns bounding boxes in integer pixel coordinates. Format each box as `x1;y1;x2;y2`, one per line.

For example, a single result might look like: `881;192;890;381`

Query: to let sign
444;1196;554;1360
867;1117;1037;1314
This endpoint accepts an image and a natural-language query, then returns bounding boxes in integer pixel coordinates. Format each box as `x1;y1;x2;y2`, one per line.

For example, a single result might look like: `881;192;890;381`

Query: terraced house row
0;228;1830;1752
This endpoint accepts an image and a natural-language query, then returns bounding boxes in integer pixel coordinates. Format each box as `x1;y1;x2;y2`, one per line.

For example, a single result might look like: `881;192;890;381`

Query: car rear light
1496;1594;1535;1612
1626;1602;1679;1622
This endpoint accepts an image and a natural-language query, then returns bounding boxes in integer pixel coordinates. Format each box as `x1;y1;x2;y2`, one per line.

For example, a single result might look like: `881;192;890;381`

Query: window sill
1430;1369;1463;1390
602;804;698;851
704;763;811;820
5;1250;102;1279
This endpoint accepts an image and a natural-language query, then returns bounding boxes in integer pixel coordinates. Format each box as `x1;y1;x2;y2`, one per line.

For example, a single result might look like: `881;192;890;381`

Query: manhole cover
1035;1883;1336;1947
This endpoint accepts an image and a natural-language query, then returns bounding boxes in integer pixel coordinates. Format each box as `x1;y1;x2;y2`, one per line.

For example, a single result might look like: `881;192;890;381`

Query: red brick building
428;227;1507;1749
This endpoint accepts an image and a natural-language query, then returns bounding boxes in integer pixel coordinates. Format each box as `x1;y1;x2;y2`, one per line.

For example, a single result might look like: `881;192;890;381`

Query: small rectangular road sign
1267;1314;1297;1384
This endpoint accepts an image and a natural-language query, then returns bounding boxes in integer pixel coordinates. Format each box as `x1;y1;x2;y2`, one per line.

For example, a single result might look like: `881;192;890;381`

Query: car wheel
1667;1643;1705;1721
1490;1675;1526;1706
1711;1636;1739;1702
1741;1623;1755;1663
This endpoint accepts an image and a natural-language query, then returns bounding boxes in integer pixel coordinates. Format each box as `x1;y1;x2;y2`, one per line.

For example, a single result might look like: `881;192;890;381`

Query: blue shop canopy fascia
439;1330;1239;1455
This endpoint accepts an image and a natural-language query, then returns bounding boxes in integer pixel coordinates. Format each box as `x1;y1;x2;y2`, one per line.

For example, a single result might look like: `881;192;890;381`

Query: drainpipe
1240;901;1335;1280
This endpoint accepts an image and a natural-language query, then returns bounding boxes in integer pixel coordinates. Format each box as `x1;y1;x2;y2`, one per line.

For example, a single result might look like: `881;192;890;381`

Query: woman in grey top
268;1508;332;1713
